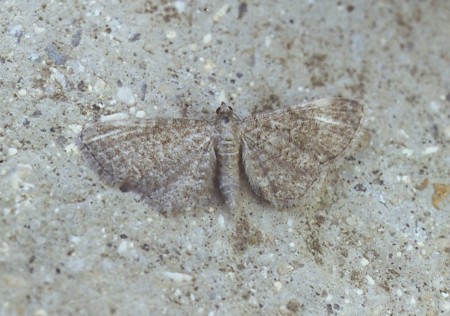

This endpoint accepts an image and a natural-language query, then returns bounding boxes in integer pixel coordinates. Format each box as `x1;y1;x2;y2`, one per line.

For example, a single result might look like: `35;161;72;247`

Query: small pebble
116;87;136;106
166;30;177;39
162;271;193;283
273;281;282;292
93;78;106;93
8;148;18;156
174;1;186;13
45;44;66;65
51;68;67;88
100;112;129;122
444;125;450;139
213;4;230;21
135;110;146;118
366;275;375;285
28;52;41;62
34;309;48;316
217;214;225;228
203;34;212;45
8;24;23;38
118;240;132;255
204;60;215;71
422;146;439;155
72;29;82;47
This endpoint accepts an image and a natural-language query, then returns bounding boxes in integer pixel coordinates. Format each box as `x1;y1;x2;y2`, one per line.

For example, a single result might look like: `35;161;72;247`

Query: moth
79;98;363;213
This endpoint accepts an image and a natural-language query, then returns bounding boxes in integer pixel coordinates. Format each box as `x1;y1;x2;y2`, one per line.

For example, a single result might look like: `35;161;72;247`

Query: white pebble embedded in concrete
116;87;136;106
135;110;146;118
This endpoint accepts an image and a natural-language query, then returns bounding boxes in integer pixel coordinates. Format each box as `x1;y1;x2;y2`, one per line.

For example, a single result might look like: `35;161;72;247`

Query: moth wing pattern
240;97;364;208
79;118;218;213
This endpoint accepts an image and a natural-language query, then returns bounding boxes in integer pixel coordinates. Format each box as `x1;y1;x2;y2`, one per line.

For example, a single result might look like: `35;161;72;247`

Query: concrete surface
1;0;449;315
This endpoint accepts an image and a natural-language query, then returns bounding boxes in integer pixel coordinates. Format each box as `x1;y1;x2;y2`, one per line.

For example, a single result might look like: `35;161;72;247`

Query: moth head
215;102;240;124
216;102;233;115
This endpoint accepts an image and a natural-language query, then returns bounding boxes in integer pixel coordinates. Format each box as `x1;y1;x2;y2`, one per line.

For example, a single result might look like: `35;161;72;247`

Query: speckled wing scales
79;118;217;213
240;98;363;208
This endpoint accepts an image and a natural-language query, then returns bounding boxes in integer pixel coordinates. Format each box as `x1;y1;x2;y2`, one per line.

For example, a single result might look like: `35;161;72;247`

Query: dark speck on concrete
238;2;248;20
72;29;82;47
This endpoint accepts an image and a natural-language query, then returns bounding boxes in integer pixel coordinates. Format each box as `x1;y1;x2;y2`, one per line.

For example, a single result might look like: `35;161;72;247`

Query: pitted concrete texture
1;1;449;315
